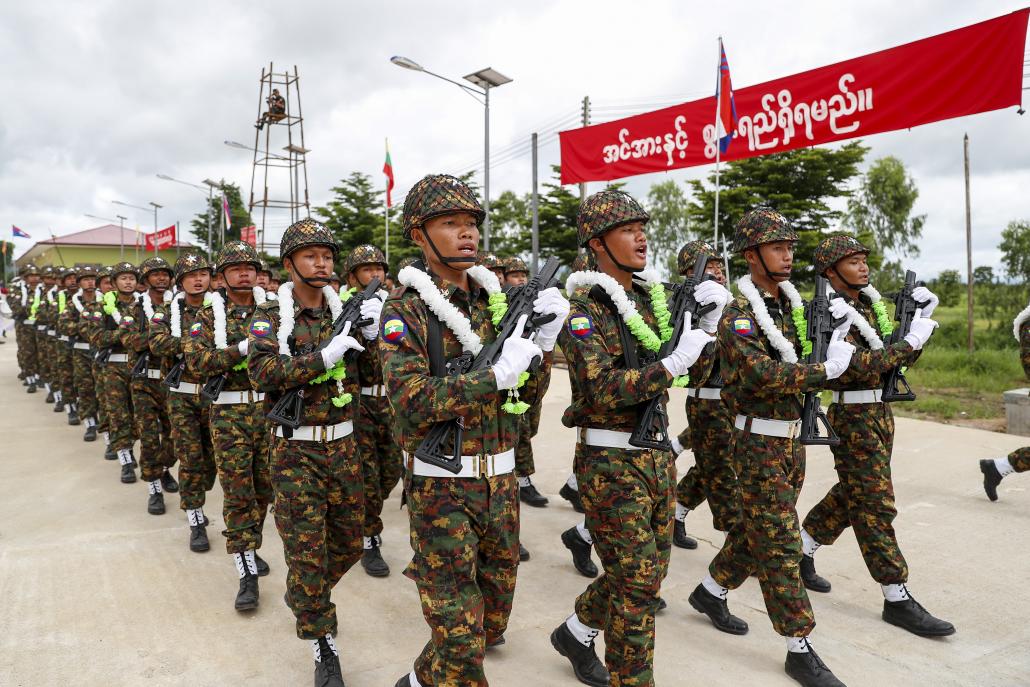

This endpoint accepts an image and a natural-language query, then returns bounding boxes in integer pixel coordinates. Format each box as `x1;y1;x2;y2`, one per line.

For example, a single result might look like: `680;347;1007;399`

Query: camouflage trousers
16;324;37;377
674;397;741;532
514;401;542;477
803;403;908;585
56;340;75;402
93;361;110;437
211;402;271;554
72;349;98;420
273;434;364;640
1010;447;1030;472
574;444;673;687
709;425;814;637
358;395;403;538
131;377;175;482
167;390;215;511
406;471;519;687
104;361;135;451
37;330;52;383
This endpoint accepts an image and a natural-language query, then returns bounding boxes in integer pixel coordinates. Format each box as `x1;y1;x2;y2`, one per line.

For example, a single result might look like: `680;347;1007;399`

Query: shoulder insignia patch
732;317;755;336
189;322;203;337
151;311;165;324
382;316;407;343
250;319;271;337
568;313;593;340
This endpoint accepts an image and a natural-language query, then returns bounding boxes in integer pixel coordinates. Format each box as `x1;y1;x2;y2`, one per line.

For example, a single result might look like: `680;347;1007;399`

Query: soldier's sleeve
92;312;121;348
247;303;326;391
379;295;498;426
57;308;74;337
517;354;552;408
148;306;180;357
184;308;243;377
720;303;827;394
562;294;670;410
118;304;148;352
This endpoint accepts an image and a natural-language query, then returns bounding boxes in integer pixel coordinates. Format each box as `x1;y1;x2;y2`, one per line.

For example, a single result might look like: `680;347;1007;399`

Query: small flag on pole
12;225;30;239
222;194;232;230
383;140;395;209
715;40;738;154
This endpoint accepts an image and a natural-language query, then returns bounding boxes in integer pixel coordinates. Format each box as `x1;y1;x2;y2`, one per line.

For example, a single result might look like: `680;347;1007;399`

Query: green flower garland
623;283;690;386
58;291;67;314
871;301;894;337
308;287;357;408
790;306;813;357
102;290;118;316
29;292;41;319
487;290;532;414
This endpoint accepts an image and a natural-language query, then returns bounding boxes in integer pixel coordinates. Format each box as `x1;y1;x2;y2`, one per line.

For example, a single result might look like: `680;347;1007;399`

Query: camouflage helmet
41;265;57;279
570;252;597;272
732;206;798;253
344;244;388;275
173;252;212;283
97;265;114;281
329;272;341;282
20;263;40;277
216;240;261;273
676;240;718;276
577;190;649;247
477;251;502;270
257;259;273;276
813;234;870;276
111;261;140;280
139;256;174;281
60;265;79;281
279;218;338;259
504;256;529;275
402;174;485;240
76;265;99;282
396;255;421;272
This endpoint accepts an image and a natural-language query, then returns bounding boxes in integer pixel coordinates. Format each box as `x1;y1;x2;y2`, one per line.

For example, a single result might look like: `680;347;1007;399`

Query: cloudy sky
2;0;1027;277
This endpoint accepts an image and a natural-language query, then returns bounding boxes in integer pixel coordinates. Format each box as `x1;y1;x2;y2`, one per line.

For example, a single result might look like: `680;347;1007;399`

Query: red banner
560;10;1029;184
240;225;257;247
144;225;176;251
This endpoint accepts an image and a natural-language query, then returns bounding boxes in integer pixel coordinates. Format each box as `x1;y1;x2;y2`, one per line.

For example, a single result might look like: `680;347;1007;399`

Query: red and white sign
240;225;257;247
144;225;176;251
559;10;1029;184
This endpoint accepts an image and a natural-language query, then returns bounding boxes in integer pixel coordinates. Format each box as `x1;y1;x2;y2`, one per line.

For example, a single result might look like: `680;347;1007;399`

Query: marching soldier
38;266;59;403
149;253;217;551
55;267;80;423
669;241;740;550
12;264;42;393
382;175;564;687
249;220;382;687
185;241;272;611
93;266;118;461
980;297;1030;497
60;266;101;437
558;252;595;516
478;251;506;284
342;243;402;578
329;271;342;293
551;190;722;687
90;262;142;483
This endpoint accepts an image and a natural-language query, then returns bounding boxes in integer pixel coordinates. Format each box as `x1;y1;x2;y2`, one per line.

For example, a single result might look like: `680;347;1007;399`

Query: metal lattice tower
248;63;311;253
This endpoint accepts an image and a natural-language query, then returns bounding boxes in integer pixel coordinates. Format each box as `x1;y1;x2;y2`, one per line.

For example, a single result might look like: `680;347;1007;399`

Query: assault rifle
413;257;561;474
629;252;716;450
266;278;383;432
131;351;151;379
799;276;846;446
163;357;186;390
94;312;120;365
881;270;929;402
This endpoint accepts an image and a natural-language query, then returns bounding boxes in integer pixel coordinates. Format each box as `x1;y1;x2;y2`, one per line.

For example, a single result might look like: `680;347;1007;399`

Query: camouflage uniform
1013;319;1030;472
672;241;741;533
53;269;79;414
92;266;115;450
557;190;714;687
184;243;271;555
150;253;217;518
248;221;368;641
381;175;551;687
37;270;59;395
12;266;42;388
801;237;920;585
59;269;101;432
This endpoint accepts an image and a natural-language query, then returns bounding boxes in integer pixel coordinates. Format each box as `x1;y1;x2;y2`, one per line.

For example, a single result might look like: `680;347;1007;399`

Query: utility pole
579;96;590;202
963;133;974;353
531;132;539;274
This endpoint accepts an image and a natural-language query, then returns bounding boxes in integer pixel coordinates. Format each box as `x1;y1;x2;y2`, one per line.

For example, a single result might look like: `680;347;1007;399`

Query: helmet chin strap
755;247;791;280
286;257;332;288
830;265;868;291
422;227;476;266
599;236;644;274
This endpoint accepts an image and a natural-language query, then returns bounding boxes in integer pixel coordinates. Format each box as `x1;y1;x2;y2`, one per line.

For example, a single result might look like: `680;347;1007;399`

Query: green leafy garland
790;306;813;357
871;301;894;337
488;291;531;414
308;286;355;408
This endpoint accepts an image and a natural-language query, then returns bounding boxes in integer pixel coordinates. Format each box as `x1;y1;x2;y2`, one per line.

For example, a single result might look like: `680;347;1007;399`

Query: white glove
532;287;571;352
359;296;384;341
823;317;857;380
828;297;858;322
320;321;364;368
911;286;939;318
661;324;715;378
694;280;732;333
237;339;249;356
492;315;544;390
904;309;938;350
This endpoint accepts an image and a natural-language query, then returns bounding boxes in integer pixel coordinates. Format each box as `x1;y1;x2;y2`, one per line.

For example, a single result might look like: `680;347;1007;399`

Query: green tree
845;156;926;259
686;141;868;279
487;190;531;258
646;180;691;277
933;269;962;308
973;265;995;285
1000;220;1030;282
189;183;253;256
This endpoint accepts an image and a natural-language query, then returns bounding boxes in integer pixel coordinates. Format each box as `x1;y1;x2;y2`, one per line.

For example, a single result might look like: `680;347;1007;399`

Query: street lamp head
464;68;512;90
149;202;163;209
390;56;424;71
224;140;249;150
156;174;174;181
202;179;220;188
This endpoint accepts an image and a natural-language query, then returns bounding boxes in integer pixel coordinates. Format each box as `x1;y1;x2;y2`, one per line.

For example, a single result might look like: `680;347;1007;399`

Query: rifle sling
590;285;639;370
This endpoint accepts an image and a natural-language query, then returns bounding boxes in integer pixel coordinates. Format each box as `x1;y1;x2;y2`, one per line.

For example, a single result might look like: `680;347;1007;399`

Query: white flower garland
1014;299;1030;342
45;285;57;305
209;287;267;350
275;281;346;401
827;286;884;350
737;275;802;363
397;264;502;355
19;283;28;307
566;269;661;324
170;292;185;338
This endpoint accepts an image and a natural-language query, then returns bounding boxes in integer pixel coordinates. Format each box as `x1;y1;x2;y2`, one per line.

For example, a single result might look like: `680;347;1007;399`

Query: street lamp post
113;199;162;261
149;202;162;256
157;174;213;257
390;56;511;251
84;213;128;259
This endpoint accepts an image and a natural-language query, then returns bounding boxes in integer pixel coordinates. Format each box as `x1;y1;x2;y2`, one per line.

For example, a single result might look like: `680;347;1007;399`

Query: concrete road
1;342;1028;686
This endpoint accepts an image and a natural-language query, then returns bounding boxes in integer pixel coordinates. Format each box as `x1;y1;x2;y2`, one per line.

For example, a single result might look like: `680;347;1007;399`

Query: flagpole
384;137;391;267
712;37;729;281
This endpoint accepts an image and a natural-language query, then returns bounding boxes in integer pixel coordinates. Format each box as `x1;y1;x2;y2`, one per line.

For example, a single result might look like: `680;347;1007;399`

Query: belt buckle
789;420;799;440
477;453;491;479
320;425;328;443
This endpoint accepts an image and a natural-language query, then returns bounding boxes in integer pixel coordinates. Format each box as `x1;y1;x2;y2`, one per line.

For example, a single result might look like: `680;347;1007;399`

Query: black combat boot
189;524;210;552
45;388;55;403
801;554;831;593
53;398;65;413
26;380;37;393
980;459;1003;501
67;404;80;425
559;483;585;513
235;572;259;611
147;490;166;515
882;592;956;637
688;583;749;635
550;621;609;687
83;423;97;442
104;446;117;460
784;641;846;687
519;543;531;562
673;520;698;549
160;469;179;493
360;537;390;577
120;463;136;484
255;552;270;576
519;478;549;507
562;527;598;578
393;676;412;687
313;636;345;687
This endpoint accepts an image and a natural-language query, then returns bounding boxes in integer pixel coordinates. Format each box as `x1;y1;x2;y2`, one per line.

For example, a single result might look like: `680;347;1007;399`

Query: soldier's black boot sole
801;554;831;593
561;527;598;578
559;484;585;513
688;584;749;635
120;464;136;483
550;623;610;687
673;520;698;549
980;459;1002;501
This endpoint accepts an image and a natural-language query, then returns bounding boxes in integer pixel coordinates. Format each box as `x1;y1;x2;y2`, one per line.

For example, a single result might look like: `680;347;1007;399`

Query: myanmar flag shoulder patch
151;312;165;324
382;317;407;343
568;313;593;340
732;317;755;336
188;322;203;337
250;319;271;337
